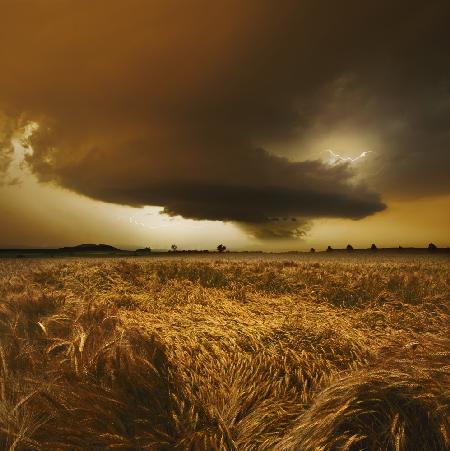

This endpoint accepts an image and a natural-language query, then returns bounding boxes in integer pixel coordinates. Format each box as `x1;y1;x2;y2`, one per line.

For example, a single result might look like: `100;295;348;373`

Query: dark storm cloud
54;148;384;220
1;0;449;237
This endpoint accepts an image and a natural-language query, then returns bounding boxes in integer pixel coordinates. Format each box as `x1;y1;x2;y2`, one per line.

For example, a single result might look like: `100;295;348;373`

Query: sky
0;0;449;251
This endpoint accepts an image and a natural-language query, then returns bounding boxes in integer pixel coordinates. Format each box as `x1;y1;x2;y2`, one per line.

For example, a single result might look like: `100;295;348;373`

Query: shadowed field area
0;254;449;450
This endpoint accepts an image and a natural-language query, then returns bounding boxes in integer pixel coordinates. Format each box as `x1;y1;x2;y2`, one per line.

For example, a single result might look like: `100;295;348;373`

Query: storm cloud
1;1;449;238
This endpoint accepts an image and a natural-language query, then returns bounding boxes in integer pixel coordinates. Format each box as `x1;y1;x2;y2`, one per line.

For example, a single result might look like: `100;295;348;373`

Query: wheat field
0;254;449;450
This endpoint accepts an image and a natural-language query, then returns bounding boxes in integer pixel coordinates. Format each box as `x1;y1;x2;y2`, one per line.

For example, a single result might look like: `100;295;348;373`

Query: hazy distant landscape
0;254;448;449
1;242;449;259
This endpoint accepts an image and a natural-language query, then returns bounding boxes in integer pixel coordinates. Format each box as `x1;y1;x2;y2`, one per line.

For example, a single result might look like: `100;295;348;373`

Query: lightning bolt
326;149;372;165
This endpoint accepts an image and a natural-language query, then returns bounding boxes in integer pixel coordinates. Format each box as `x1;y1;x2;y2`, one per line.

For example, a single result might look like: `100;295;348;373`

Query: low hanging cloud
1;1;449;238
22;130;385;238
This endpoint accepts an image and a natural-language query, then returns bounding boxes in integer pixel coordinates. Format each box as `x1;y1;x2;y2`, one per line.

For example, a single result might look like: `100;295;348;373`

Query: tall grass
0;254;448;449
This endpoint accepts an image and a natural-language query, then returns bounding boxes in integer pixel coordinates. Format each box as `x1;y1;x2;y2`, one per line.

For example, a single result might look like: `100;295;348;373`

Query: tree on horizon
217;244;226;253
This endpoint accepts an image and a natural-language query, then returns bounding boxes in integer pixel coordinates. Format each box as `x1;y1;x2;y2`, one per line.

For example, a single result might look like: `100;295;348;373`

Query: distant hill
57;244;120;253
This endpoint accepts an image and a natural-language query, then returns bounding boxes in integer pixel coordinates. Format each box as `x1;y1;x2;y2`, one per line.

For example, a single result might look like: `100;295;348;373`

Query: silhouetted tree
217;244;226;253
428;243;437;251
310;247;316;253
170;244;178;252
326;246;333;252
346;244;354;251
371;243;377;251
398;245;403;251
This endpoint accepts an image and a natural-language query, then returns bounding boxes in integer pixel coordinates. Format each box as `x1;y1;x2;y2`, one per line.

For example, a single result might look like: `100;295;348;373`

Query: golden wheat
0;254;448;450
